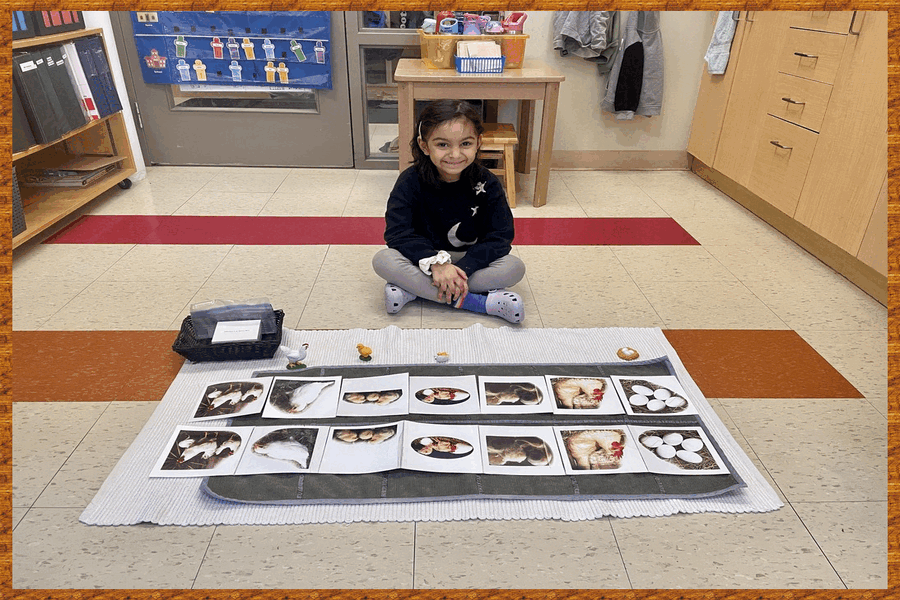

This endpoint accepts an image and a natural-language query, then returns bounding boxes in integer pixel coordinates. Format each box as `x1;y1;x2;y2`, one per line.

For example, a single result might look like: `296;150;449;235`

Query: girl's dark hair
411;99;484;188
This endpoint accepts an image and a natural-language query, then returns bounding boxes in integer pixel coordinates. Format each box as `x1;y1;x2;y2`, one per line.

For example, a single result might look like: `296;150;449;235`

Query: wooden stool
478;122;518;208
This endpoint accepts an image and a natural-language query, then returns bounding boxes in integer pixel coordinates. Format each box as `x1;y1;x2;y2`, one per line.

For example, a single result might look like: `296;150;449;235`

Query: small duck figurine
286;343;309;370
356;343;373;362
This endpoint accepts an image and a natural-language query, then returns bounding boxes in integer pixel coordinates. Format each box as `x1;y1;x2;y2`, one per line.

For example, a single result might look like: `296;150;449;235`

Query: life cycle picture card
336;373;409;417
401;421;483;474
629;425;729;475
478;376;552;414
611;375;699;417
233;425;329;475
554;426;648;474
479;425;565;476
545;376;625;415
191;378;272;421
151;426;253;477
408;375;480;415
261;376;342;419
318;422;405;474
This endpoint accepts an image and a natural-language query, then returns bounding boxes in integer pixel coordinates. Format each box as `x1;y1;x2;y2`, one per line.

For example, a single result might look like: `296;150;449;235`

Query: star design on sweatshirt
471;206;479;216
474;181;486;195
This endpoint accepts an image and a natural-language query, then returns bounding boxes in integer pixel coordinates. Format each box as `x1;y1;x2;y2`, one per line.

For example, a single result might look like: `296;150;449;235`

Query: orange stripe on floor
12;330;862;402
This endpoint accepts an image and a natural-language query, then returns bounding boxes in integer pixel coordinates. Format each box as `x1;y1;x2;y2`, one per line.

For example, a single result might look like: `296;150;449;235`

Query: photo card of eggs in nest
611;375;699;417
629;425;729;475
336;372;410;417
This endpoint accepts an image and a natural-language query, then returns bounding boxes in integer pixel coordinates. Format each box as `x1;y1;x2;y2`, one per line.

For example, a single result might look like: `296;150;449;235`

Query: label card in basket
211;319;262;344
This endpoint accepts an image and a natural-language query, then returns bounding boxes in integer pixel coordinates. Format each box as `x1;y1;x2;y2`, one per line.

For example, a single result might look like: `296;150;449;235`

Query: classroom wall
498;11;717;169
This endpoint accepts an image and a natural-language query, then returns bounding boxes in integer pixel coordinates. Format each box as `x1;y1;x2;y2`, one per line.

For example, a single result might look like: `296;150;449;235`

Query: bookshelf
12;27;137;249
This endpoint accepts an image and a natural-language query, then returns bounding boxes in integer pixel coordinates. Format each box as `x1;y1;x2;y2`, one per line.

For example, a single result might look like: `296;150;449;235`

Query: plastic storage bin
419;30;528;69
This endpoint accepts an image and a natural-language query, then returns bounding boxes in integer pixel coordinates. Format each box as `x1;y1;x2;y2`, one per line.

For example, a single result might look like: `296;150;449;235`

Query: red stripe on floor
44;215;698;246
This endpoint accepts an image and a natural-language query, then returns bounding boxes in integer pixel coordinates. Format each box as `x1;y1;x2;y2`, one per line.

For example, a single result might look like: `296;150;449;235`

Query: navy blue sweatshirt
383;165;515;276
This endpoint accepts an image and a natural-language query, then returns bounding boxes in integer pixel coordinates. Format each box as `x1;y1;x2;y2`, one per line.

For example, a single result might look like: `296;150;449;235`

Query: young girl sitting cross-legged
372;99;526;323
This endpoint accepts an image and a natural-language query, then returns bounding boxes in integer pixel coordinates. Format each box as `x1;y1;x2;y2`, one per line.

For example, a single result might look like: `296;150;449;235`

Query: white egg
656;444;676;459
632;384;654;396
629;394;649;406
642;435;663;448
665;396;687;408
653;388;672;399
680;438;704;452
647;399;666;411
676;450;703;464
662;432;684;445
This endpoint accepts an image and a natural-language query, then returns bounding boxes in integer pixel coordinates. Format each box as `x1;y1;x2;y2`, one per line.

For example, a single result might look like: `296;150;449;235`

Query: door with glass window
111;11;353;167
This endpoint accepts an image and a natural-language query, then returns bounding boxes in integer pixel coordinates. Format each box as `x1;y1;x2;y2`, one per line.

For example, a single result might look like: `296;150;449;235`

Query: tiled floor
11;166;888;589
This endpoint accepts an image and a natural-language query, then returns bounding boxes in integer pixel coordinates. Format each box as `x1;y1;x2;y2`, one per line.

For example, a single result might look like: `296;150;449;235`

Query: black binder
12;10;35;40
12;79;37;153
74;36;122;117
43;45;87;132
12;51;68;144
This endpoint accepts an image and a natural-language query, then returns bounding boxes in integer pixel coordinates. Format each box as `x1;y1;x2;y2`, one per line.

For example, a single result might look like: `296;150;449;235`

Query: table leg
397;81;414;171
533;82;560;207
515;99;535;175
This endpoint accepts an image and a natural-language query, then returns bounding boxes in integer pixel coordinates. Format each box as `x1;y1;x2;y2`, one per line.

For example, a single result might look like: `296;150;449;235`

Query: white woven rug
80;325;783;526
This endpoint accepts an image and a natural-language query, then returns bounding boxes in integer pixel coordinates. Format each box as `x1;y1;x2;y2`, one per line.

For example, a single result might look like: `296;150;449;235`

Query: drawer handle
794;52;819;59
850;11;861;35
770;140;793;151
782;97;806;105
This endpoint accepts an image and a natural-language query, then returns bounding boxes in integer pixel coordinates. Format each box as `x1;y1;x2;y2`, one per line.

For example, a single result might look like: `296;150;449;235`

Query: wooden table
393;58;565;207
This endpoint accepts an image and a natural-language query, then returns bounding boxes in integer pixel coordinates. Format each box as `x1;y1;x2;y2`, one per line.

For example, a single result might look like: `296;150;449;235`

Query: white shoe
486;290;523;323
384;283;416;314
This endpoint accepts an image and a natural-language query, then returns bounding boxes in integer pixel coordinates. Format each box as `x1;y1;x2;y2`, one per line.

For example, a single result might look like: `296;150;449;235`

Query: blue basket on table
455;55;505;74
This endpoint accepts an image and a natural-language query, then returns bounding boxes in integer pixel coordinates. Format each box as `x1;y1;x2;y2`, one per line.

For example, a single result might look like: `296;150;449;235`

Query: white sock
384;283;417;314
485;290;524;324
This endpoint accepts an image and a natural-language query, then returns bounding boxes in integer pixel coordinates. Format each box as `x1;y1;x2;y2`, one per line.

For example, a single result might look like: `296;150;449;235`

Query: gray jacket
601;11;664;119
552;11;620;74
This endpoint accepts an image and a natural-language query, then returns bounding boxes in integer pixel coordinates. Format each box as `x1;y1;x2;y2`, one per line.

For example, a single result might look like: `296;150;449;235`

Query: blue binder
73;36;122;117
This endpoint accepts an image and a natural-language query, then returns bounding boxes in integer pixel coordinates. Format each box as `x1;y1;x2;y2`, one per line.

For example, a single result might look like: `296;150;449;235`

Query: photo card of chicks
544;375;624;415
261;376;342;419
318;422;405;474
400;421;483;474
336;373;409;417
152;425;253;477
234;425;329;475
477;376;552;415
408;375;479;415
191;377;272;421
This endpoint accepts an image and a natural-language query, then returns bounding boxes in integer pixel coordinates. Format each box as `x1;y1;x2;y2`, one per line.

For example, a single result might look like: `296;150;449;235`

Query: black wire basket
172;309;284;362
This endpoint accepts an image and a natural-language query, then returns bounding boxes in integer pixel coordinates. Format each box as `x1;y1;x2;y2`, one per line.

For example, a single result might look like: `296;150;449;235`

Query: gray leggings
372;248;525;303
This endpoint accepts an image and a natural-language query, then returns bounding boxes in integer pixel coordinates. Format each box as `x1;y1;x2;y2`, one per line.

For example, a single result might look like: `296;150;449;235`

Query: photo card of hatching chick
191;377;272;421
234;425;329;474
479;425;565;476
152;425;253;477
401;421;483;474
261;376;342;419
544;375;624;415
477;376;552;415
553;426;648;475
318;422;405;474
408;375;479;416
336;372;409;417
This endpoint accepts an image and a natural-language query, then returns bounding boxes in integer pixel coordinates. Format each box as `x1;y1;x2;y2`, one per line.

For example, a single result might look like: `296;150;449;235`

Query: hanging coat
552;11;619;74
601;11;664;120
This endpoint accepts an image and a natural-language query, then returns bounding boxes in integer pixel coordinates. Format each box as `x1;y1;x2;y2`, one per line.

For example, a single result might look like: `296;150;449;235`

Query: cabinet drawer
747;116;819;216
767;72;832;132
778;27;847;84
786;11;854;34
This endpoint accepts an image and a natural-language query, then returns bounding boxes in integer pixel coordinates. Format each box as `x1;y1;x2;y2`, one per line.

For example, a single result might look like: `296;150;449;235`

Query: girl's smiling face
419;117;481;182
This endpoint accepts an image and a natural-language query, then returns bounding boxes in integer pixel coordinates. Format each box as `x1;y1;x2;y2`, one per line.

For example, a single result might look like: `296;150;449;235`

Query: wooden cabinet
687;11;887;304
12;28;137;249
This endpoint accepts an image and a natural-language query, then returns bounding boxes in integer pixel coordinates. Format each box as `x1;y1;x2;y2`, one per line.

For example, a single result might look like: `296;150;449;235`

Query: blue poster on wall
132;11;332;89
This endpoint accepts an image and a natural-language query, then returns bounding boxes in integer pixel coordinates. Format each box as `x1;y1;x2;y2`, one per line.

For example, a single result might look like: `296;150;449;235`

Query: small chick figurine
356;343;373;362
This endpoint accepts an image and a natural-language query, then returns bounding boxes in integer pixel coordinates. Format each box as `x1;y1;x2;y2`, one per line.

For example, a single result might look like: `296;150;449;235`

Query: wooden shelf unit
12;27;137;249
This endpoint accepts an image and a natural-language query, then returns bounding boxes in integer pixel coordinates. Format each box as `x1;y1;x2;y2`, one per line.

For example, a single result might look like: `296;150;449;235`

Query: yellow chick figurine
356;343;373;362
